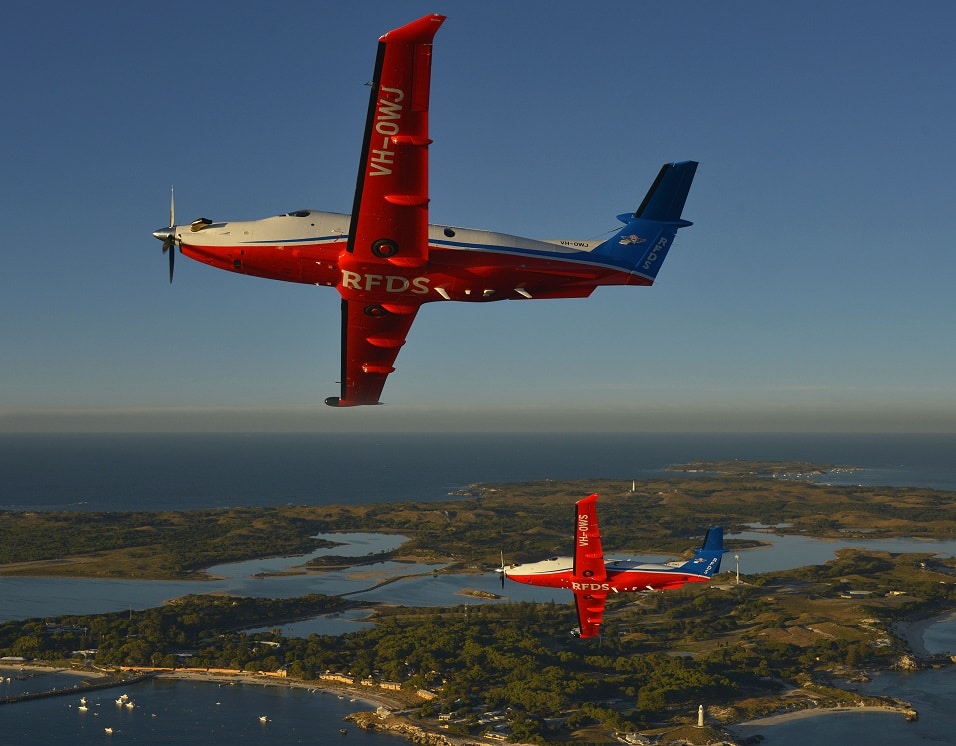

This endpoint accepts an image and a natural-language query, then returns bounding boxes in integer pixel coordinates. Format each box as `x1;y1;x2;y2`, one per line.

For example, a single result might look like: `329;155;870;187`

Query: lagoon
4;530;956;628
0;530;566;627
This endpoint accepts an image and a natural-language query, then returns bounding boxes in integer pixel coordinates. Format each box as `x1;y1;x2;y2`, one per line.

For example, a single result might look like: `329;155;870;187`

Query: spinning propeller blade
152;188;177;283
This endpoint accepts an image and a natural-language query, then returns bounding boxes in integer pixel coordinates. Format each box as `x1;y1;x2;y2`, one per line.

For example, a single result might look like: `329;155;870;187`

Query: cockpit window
283;210;312;218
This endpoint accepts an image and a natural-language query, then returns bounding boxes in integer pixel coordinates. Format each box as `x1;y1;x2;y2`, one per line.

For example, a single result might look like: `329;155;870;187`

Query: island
2;462;955;745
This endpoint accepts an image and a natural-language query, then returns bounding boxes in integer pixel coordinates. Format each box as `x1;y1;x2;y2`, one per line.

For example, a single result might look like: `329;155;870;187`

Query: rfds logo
341;270;430;294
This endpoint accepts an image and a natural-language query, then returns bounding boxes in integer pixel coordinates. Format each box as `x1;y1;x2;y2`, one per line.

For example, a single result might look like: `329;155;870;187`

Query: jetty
0;671;154;706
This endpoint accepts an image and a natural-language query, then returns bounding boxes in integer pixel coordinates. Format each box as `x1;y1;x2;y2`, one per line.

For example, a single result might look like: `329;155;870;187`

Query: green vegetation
4;466;956;580
0;594;348;669
0;508;345;578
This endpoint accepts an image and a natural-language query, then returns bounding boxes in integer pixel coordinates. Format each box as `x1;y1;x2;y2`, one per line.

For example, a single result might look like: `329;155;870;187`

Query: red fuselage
504;556;715;594
177;209;652;306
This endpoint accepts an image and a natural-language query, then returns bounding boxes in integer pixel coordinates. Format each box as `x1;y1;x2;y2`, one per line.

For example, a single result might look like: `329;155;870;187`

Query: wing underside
573;591;607;639
326;299;420;407
573;494;606;580
328;14;445;407
571;494;607;637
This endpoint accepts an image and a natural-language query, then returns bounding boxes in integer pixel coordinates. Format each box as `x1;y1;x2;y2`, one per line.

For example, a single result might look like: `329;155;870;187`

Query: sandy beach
0;663;109;679
736;704;906;728
153;669;408;711
898;610;956;657
2;663;409;712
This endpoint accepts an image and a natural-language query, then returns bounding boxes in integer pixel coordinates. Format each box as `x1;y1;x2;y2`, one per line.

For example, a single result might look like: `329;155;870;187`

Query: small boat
78;705;88;712
125;702;135;709
80;697;87;705
259;715;269;723
340;727;348;735
104;727;113;734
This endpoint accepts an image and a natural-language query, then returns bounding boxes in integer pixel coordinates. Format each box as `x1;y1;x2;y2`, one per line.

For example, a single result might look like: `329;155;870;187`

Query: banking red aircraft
501;494;725;638
152;14;698;407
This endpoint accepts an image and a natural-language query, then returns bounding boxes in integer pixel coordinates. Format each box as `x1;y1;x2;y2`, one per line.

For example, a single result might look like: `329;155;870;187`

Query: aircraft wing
346;13;443;267
571;494;607;638
572;494;607;581
328;14;445;407
573;590;607;639
327;299;420;406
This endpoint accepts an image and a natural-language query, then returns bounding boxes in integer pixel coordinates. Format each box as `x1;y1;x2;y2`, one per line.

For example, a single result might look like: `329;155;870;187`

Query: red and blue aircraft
501;494;725;638
152;14;698;407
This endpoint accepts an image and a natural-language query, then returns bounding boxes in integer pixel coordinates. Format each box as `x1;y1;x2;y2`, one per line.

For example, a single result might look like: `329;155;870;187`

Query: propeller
151;188;177;283
499;550;506;588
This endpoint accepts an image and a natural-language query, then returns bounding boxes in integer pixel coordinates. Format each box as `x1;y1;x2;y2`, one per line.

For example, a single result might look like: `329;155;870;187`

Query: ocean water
2;432;955;512
733;666;956;745
0;675;399;746
2;432;956;744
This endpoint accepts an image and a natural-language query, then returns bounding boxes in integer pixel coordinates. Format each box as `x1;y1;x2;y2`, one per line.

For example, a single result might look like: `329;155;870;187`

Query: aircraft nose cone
152;226;175;242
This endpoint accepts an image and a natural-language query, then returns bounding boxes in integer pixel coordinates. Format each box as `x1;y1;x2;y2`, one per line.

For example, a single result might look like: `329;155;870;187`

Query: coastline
0;663;108;678
898;610;956;657
153;669;409;712
1;663;409;714
735;704;906;728
3;626;947;746
7;599;956;707
730;612;956;733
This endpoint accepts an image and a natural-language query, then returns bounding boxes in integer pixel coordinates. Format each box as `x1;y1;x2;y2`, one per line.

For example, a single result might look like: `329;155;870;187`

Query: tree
12;634;42;659
637;685;665;714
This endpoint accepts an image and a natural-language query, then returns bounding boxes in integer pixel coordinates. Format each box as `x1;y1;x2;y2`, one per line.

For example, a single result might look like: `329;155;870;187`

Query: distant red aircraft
153;14;697;406
501;494;725;638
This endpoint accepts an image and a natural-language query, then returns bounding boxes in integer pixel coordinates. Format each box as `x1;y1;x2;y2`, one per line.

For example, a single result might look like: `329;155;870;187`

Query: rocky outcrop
894;654;920;671
346;711;471;746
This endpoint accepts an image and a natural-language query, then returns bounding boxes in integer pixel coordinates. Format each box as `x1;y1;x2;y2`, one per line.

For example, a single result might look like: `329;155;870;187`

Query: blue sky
2;1;954;433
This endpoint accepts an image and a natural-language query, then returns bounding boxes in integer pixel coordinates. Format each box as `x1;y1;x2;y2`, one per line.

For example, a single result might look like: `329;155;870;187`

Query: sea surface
3;432;956;512
2;432;956;744
0;674;400;745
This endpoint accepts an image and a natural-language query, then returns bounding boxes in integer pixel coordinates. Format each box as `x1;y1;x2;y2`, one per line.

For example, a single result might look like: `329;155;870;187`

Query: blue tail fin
592;161;698;281
634;160;698;223
682;526;725;577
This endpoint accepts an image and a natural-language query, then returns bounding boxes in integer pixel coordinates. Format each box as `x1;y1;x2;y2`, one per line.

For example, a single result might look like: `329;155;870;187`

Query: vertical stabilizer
634;161;698;223
593;161;698;281
681;527;726;577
